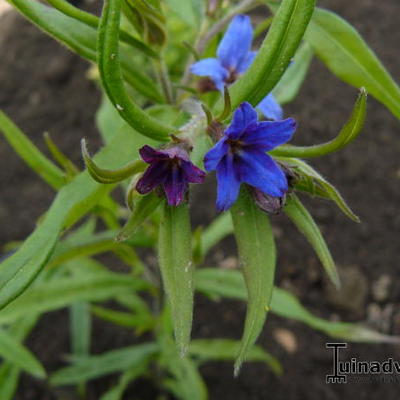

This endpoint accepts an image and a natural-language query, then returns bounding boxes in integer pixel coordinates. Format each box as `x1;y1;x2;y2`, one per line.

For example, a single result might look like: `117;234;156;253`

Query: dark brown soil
1;0;400;399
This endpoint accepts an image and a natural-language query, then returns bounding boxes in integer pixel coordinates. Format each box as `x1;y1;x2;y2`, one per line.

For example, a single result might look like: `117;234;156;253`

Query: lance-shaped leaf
271;88;367;158
225;0;315;111
0;125;151;310
195;268;400;344
81;139;145;184
97;0;173;140
50;343;158;385
304;7;400;120
0;328;46;378
230;187;276;376
277;156;359;222
272;42;314;105
201;213;233;258
45;0;158;58
0;272;150;324
8;0;163;102
284;194;340;288
158;202;194;357
0;110;64;189
117;192;162;242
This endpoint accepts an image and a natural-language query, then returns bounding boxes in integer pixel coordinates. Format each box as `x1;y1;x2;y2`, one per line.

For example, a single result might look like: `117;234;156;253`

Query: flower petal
242;118;296;151
257;93;284;121
181;160;206;183
237;149;288;197
217;15;253;71
139;145;169;163
163;167;187;206
136;162;168;194
204;136;228;171
237;51;257;74
216;154;241;211
190;58;228;91
225;102;258;139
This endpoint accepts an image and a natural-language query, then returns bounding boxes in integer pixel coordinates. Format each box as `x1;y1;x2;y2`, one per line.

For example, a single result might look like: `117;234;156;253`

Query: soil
1;0;400;399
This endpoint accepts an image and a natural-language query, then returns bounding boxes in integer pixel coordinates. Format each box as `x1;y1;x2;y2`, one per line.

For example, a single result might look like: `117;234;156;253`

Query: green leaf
0;364;19;400
277;156;359;222
230;188;276;375
190;339;282;376
273;42;313;105
70;302;91;358
45;0;158;58
97;0;173;140
0;128;150;310
158;202;194;356
284;194;340;287
304;7;400;120
7;0;163;102
226;0;315;111
117;192;162;242
81;138;145;184
271;88;367;158
50;343;158;385
0;272;149;324
0;110;65;189
0;328;46;378
195;268;400;344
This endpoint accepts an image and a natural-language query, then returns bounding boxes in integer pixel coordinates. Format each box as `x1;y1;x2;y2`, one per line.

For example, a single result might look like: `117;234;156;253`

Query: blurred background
1;0;400;398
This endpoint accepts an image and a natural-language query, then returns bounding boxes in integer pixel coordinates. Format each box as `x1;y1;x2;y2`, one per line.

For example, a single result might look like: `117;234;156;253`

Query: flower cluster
135;15;297;211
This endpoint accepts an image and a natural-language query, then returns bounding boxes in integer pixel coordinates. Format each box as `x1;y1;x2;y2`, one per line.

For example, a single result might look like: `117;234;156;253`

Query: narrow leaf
195;268;400;344
284;194;340;287
50;343;158;385
278;156;359;222
158;202;194;356
0;110;64;189
230;188;276;375
0;328;46;378
271;88;367;158
97;0;173;140
304;7;400;120
117;192;162;242
201;213;233;257
70;302;91;358
0;273;149;324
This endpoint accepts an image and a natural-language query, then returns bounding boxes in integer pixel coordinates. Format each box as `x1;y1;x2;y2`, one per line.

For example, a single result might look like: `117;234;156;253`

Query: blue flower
204;102;296;211
136;145;206;206
190;15;283;121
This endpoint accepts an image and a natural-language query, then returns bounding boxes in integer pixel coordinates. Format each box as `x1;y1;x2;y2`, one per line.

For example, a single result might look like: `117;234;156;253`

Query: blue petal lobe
190;58;227;91
257;93;284;121
217;15;253;71
204;137;228;171
216;154;241;211
242;117;296;151
225;102;258;139
237;149;287;197
237;51;257;74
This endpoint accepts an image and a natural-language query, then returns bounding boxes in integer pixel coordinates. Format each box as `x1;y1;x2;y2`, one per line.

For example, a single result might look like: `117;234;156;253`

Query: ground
1;0;400;399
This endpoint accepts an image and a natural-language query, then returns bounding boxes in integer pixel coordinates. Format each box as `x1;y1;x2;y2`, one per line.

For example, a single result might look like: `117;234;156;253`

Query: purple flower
190;14;283;121
204;102;296;211
136;145;206;206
